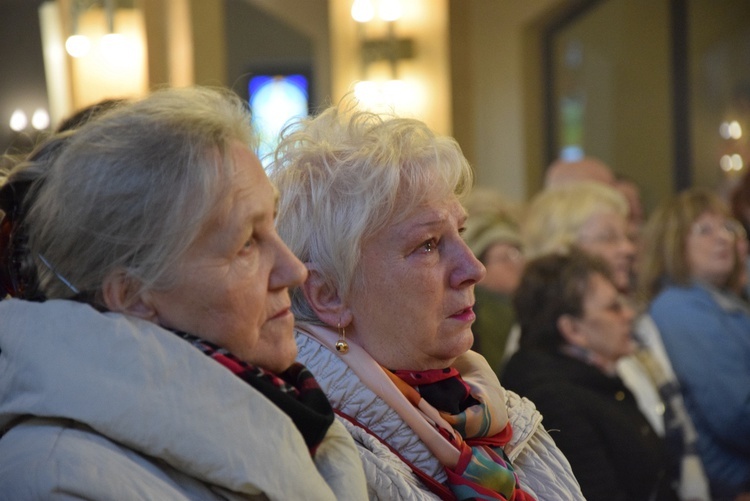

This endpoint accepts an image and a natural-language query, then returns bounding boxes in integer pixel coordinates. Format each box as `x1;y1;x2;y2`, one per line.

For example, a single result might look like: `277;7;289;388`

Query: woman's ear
102;269;157;321
302;266;351;327
557;314;587;348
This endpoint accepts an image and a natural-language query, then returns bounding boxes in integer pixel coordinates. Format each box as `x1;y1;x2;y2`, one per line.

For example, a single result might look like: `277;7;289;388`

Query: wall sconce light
66;0;94;58
720;153;744;172
8;108;50;132
65;0;129;59
720;120;743;140
9;110;29;132
718;118;746;175
55;0;147;110
351;0;414;80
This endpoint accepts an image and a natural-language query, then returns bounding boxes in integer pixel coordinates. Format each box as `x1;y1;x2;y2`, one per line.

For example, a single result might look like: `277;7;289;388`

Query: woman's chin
255;342;299;374
613;272;631;292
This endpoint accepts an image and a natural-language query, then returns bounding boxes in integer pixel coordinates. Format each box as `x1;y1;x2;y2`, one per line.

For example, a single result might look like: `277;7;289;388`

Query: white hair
269;100;473;323
523;181;628;260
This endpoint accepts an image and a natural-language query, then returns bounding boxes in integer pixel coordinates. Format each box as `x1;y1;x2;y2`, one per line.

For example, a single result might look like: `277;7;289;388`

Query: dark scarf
175;332;334;455
394;367;481;414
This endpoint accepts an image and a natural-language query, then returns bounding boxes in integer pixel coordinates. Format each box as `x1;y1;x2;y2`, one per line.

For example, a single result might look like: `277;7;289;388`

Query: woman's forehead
584;273;617;305
390;193;464;228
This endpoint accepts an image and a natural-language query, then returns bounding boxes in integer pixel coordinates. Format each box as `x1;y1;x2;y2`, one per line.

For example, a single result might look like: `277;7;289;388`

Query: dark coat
502;349;678;501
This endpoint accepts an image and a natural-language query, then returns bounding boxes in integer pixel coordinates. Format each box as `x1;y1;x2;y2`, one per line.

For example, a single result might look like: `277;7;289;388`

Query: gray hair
13;86;255;303
269;101;473;324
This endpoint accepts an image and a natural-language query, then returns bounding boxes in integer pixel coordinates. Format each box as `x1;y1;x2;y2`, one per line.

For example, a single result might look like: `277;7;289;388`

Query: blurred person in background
730;169;750;299
523;181;635;295
639;187;750;501
543;156;615;189
520;181;709;499
503;250;678;501
462;189;525;374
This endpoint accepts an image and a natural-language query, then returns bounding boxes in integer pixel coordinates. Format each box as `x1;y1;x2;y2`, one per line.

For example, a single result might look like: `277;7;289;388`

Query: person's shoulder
0;417;111;498
503;350;562;379
0;417;204;499
503;351;580;399
650;283;714;312
0;418;54;499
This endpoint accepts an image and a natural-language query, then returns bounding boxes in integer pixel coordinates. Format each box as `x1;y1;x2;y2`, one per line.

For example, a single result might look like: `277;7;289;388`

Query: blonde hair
462;188;522;260
638;188;738;301
523;182;628;260
11;87;255;302
270;100;473;324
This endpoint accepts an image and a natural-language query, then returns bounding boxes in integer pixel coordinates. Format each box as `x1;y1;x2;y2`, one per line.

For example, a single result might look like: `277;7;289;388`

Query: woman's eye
242;236;257;251
421;239;437;253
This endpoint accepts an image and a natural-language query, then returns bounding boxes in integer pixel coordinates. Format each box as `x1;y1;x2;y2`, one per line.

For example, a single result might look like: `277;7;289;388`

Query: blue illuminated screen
248;74;309;166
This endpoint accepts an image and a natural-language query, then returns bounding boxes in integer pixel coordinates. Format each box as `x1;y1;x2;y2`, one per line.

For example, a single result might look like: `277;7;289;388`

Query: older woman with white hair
0;87;366;499
270;101;583;500
523;181;635;293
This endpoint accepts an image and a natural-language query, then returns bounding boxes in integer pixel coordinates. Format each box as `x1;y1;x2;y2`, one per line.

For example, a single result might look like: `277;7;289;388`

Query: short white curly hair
269;100;473;324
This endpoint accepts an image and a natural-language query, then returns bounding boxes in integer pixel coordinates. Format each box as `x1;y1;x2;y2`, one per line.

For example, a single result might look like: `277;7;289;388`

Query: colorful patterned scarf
389;367;535;501
175;332;335;455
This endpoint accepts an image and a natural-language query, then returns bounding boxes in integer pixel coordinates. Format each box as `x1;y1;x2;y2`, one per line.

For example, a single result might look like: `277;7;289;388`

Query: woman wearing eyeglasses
502;249;678;501
522;181;636;294
639;188;750;501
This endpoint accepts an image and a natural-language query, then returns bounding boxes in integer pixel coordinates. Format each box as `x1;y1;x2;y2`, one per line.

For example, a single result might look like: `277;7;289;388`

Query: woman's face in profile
480;242;524;295
576;211;635;292
686;211;736;287
146;142;307;373
572;272;635;365
346;192;486;370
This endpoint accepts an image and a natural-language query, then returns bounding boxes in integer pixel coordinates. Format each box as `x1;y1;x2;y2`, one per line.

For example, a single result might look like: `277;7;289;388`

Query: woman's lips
269;307;292;321
450;306;476;322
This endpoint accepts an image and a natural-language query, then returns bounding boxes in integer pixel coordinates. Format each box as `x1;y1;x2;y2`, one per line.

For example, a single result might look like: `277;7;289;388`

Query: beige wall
549;0;673;212
143;0;224;89
451;0;565;204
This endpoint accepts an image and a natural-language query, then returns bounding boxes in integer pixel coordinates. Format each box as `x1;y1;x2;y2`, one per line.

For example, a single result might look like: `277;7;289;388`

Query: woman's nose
451;238;486;288
619;234;636;257
272;236;308;289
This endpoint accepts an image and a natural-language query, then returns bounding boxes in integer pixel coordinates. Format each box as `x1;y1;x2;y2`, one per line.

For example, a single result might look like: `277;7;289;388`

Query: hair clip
37;253;79;294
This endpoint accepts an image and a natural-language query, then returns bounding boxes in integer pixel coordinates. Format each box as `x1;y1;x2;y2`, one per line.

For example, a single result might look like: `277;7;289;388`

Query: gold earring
335;323;349;354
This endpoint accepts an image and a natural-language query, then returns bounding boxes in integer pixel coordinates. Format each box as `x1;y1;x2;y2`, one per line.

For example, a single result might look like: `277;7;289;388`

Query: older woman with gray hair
270;101;583;500
0;87;366;499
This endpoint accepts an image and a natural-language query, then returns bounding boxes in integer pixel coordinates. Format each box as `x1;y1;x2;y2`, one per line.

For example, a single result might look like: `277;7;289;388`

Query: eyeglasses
691;218;742;239
578;229;630;246
484;245;523;264
728;219;747;240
